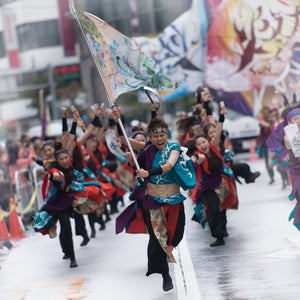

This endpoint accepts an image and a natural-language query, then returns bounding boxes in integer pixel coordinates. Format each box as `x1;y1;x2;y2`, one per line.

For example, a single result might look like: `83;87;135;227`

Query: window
136;0;149;13
0;32;5;58
137;13;152;34
17;20;60;52
155;11;168;32
153;0;165;9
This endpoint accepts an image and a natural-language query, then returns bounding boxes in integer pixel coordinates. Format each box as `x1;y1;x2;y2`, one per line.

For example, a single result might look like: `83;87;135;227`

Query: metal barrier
14;164;45;218
30;164;45;211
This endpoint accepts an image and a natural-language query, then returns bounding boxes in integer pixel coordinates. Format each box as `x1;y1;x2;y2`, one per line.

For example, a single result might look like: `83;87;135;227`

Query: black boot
245;171;261;183
70;259;78;268
162;273;173;291
210;237;225;247
268;169;274;184
104;206;111;223
62;254;70;260
98;215;106;231
80;234;90;247
90;228;96;238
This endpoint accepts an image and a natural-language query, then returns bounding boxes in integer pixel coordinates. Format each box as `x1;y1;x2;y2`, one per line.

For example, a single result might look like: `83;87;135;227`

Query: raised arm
65;109;79;155
135;150;180;178
202;91;215;126
76;104;105;146
211;103;226;150
61;108;69;149
112;108;146;153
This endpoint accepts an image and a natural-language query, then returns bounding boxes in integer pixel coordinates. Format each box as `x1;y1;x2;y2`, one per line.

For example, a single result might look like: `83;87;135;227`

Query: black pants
231;162;251;181
109;192;119;214
140;202;185;276
204;190;227;238
73;212;88;238
88;211;105;230
58;208;75;260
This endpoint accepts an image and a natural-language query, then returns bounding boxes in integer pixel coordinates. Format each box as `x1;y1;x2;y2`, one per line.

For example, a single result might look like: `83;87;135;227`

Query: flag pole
69;0;142;170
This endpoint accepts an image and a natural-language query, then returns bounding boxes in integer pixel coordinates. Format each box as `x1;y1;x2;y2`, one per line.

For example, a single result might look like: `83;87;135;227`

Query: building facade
0;0;80;138
0;0;189;139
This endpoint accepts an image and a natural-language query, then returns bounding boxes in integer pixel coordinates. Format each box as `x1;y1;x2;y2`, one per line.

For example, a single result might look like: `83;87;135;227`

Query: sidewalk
1;195;201;300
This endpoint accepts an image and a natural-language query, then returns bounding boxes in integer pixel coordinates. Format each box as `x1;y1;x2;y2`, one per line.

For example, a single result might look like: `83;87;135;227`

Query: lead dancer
115;113;196;292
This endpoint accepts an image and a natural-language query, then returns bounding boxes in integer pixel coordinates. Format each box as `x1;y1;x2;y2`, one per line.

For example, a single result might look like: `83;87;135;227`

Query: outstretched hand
220;106;227;115
112;109;121;123
52;171;63;182
135;168;149;178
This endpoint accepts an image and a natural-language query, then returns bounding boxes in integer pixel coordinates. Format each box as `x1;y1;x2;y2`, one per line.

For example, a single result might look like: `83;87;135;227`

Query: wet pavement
185;158;300;300
1;158;300;299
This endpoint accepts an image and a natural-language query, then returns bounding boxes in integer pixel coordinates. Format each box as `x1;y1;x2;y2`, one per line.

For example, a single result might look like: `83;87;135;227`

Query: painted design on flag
136;0;300;115
205;0;300;92
76;11;177;101
135;0;207;101
105;129;128;157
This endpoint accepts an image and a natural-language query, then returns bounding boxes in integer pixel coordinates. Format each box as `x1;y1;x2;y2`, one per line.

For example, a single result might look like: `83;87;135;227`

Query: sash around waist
146;182;180;198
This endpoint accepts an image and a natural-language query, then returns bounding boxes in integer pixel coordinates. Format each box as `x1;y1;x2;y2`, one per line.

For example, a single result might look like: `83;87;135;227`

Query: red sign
57;0;76;57
3;8;20;68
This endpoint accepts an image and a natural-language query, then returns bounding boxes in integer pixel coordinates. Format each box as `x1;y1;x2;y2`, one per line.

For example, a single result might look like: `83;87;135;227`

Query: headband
286;108;300;121
42;141;54;149
54;149;69;158
131;131;148;139
148;127;168;136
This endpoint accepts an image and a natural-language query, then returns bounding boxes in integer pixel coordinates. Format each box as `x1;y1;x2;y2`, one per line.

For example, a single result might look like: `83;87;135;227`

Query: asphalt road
2;157;300;300
185;157;300;300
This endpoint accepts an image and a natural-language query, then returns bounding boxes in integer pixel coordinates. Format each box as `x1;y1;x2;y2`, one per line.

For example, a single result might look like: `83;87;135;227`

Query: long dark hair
186;133;209;156
203;123;216;137
7;143;19;166
72;145;84;172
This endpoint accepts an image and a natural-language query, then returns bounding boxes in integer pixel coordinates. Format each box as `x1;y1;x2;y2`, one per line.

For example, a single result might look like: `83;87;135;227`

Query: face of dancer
43;145;54;159
195;136;210;154
207;126;216;141
134;133;147;143
150;131;168;151
57;152;70;169
290;114;300;129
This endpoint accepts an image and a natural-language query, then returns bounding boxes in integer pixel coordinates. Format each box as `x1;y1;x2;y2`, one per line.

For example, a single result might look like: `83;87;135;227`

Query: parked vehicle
28;119;84;139
223;108;260;153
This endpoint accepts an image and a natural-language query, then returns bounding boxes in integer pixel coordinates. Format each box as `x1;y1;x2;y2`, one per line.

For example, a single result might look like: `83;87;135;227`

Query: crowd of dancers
4;85;300;292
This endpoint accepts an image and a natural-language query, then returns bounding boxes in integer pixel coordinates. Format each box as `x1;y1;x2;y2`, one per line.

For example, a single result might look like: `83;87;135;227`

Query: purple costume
267;108;300;230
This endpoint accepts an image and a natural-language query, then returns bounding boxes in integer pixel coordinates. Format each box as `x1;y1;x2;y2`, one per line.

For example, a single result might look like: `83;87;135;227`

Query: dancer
268;103;300;229
115;113;196;292
269;107;289;189
258;106;275;184
203;123;261;184
187;101;231;247
33;112;104;267
33;141;79;268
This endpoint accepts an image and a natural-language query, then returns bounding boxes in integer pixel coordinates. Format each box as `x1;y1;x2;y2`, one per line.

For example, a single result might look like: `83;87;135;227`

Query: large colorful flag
135;0;208;101
205;0;300;92
73;9;177;103
135;0;300;116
